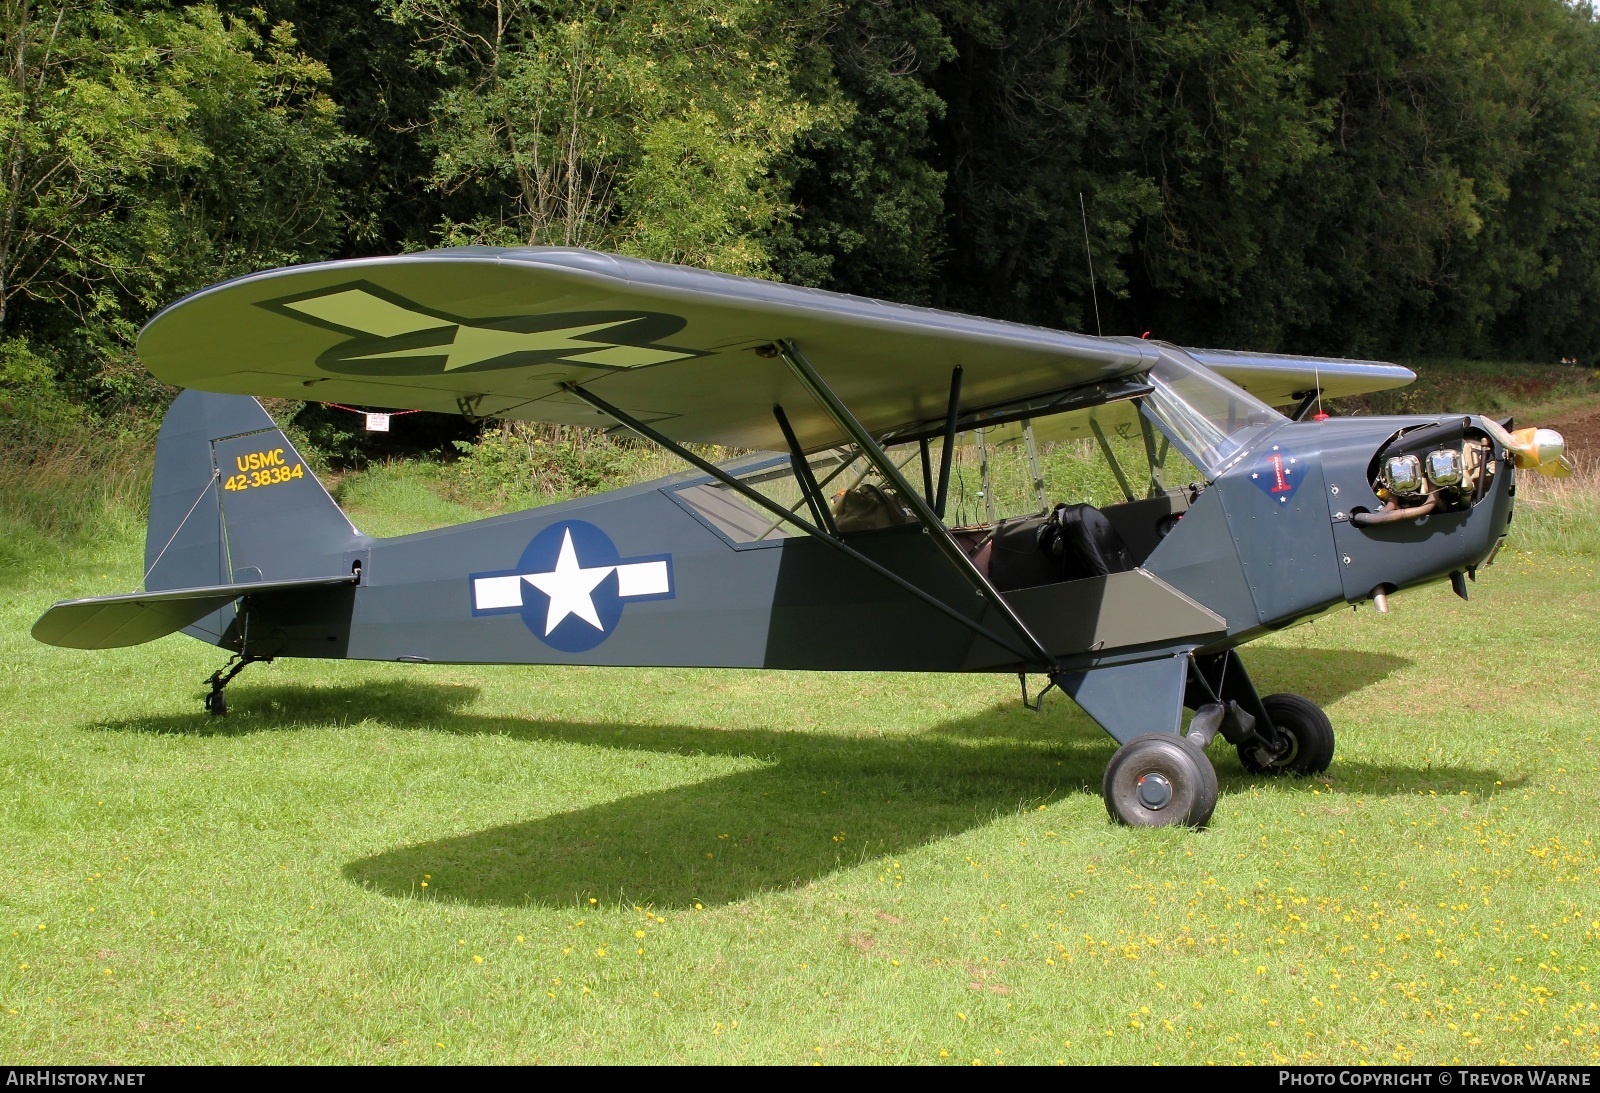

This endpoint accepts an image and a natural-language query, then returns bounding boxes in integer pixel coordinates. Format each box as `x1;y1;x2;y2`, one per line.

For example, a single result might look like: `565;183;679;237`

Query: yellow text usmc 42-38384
223;447;305;492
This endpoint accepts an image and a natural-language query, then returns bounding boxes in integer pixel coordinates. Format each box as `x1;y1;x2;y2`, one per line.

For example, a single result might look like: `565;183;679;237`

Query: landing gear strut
1239;693;1334;775
202;654;267;716
1181;651;1336;774
1074;650;1336;828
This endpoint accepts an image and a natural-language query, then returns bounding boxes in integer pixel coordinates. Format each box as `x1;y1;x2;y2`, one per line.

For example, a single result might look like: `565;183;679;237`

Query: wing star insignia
260;281;703;376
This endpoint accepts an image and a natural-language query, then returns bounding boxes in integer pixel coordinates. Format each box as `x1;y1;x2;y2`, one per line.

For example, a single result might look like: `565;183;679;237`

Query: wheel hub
1135;772;1172;810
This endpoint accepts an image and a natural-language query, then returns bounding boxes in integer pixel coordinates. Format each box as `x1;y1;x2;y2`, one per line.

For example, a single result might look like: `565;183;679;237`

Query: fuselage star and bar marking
471;528;671;635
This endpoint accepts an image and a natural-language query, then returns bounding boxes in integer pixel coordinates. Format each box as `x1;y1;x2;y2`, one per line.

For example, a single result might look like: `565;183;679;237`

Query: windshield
1139;348;1284;475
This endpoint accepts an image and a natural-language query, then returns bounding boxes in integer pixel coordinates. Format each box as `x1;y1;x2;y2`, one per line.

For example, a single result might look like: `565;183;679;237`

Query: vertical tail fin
145;392;366;618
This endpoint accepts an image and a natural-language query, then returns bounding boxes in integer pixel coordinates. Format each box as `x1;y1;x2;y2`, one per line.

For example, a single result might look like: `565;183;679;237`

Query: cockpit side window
886;398;1201;529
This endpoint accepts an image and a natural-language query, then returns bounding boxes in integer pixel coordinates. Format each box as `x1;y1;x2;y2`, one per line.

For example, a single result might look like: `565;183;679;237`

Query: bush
441;421;684;510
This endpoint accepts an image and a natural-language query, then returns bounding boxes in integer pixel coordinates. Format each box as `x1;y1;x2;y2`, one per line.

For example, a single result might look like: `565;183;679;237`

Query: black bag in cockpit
1039;502;1136;580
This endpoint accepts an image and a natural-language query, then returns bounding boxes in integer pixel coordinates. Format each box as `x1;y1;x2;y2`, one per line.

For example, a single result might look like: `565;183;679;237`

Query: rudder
145;390;367;642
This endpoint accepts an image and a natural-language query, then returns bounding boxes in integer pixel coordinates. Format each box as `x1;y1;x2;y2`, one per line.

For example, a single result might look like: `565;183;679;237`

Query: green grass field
3;369;1600;1064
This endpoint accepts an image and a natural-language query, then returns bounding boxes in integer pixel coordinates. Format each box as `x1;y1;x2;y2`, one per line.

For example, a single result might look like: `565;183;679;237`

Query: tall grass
1507;455;1600;555
0;414;153;577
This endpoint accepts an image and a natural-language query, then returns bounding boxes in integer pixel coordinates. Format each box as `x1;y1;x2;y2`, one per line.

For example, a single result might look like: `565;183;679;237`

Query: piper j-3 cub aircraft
32;247;1573;827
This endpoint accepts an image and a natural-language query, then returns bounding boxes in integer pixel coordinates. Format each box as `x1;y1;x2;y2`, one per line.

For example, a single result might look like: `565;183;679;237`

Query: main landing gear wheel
1239;693;1334;775
1103;734;1219;828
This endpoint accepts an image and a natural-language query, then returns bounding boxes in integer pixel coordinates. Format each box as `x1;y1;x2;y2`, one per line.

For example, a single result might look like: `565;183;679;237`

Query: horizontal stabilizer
32;575;358;650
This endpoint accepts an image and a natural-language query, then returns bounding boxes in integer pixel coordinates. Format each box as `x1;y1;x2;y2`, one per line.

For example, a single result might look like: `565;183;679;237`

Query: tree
771;0;955;302
928;0;1323;339
389;0;843;275
0;1;356;406
1293;0;1600;357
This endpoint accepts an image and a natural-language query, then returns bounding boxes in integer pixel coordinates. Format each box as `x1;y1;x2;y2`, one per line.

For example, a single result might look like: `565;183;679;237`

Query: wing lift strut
565;354;1056;671
775;341;1056;670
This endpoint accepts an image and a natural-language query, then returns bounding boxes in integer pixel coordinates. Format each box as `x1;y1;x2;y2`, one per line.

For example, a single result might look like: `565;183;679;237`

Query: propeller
1481;419;1572;478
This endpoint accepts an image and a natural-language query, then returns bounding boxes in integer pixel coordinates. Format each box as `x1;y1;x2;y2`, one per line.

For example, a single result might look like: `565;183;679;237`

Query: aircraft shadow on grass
92;648;1519;909
89;677;484;737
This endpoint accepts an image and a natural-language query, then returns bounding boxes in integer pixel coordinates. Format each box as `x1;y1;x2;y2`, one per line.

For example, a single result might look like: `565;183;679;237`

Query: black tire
1103;734;1219;828
1239;693;1334;775
205;690;227;717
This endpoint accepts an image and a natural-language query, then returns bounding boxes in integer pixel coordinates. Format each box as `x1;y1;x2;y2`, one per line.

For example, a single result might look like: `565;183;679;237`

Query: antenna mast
1079;192;1103;337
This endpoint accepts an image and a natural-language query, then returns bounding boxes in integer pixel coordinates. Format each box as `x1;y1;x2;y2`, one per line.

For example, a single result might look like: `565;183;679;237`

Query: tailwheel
1239;693;1334;776
1103;734;1219;828
201;653;265;717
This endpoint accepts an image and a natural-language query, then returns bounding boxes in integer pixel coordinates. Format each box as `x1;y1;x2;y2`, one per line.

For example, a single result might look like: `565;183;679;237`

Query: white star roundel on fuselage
469;521;674;652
